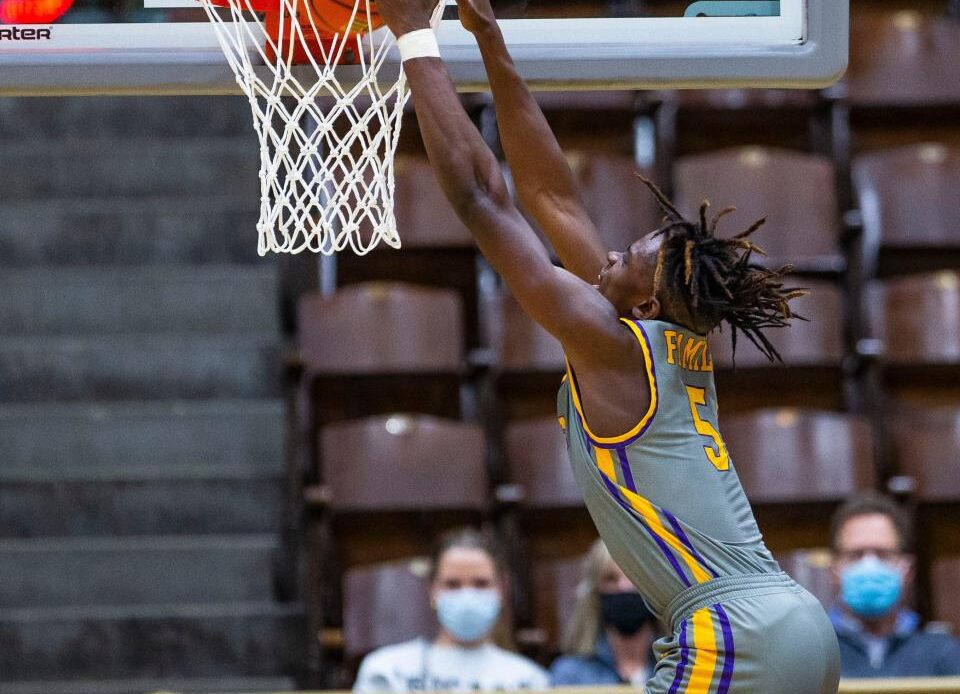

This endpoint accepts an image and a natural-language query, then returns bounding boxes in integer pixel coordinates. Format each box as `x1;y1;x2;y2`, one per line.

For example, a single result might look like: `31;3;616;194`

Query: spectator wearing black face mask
549;539;659;686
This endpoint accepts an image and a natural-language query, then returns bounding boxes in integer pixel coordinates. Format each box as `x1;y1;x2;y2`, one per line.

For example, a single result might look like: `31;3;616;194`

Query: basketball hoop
196;0;444;255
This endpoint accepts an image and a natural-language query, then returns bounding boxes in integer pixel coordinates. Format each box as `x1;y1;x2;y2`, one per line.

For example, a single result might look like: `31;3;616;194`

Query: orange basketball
310;0;384;38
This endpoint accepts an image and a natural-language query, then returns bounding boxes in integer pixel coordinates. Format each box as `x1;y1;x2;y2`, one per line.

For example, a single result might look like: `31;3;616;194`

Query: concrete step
0;139;258;200
0;197;260;266
0;266;279;335
0;467;282;538
0;400;284;472
0;676;298;694
0;335;279;402
0;602;304;681
0;535;278;608
0;96;253;139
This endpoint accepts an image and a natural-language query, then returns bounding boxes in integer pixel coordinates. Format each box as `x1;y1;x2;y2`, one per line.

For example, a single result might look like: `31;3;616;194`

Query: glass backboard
0;0;847;95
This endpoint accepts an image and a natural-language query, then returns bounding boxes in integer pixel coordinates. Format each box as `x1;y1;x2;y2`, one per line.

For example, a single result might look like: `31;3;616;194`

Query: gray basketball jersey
557;318;780;617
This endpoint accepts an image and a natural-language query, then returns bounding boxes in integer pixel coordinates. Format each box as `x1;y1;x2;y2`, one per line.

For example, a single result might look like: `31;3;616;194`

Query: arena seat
485;290;565;421
828;10;960;212
319;414;488;513
721;409;875;550
708;280;846;412
390;156;475;249
854;143;960;277
722;409;875;505
869;271;960;366
309;415;488;639
297;282;464;425
710;280;845;370
565;152;663;252
930;556;960;635
504;417;582;510
336;156;483;347
840;10;960;107
527;555;583;655
504;157;663;263
489;290;565;374
342;558;434;660
674;147;844;275
890;409;960;502
655;89;829;167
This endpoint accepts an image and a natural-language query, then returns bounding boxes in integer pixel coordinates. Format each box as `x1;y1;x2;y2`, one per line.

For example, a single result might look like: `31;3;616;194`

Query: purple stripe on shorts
616;446;638;493
662;508;718;578
715;604;736;694
668;620;690;694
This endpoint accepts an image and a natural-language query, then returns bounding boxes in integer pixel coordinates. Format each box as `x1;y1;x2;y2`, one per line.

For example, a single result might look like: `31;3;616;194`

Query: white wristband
397;28;441;62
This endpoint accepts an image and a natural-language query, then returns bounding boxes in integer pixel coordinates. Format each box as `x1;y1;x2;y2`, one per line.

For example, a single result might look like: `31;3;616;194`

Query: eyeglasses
835;548;903;563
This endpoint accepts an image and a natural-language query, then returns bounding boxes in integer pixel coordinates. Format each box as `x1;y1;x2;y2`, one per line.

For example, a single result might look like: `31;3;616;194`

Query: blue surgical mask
436;588;501;643
841;556;903;618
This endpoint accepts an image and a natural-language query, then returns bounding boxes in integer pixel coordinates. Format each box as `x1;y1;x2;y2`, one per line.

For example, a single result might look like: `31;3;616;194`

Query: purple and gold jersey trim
592;445;717;586
564;318;658;448
669;605;736;694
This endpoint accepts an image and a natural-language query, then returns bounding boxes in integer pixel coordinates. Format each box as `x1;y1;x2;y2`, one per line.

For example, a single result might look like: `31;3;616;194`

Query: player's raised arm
456;0;608;285
376;0;632;360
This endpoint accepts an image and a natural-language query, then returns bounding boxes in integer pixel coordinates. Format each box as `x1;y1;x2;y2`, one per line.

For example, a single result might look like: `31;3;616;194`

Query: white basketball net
197;0;444;255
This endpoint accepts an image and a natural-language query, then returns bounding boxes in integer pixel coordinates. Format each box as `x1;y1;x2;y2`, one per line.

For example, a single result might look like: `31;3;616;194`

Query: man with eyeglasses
829;491;960;677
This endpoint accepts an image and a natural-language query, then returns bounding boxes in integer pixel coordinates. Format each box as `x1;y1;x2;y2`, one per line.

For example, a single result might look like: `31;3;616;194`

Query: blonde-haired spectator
550;539;658;686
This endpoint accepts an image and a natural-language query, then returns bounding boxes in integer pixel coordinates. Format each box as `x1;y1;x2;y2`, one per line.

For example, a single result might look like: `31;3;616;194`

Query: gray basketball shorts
644;572;841;694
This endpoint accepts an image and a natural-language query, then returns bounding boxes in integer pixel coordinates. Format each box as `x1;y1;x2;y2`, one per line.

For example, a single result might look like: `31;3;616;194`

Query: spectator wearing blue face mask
353;528;548;692
829;491;960;677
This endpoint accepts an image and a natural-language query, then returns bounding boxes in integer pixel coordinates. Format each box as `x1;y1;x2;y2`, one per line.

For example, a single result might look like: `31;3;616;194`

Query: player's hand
377;0;438;37
456;0;497;34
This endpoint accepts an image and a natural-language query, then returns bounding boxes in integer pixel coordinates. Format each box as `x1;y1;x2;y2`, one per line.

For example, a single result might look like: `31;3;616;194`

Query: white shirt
353;638;550;692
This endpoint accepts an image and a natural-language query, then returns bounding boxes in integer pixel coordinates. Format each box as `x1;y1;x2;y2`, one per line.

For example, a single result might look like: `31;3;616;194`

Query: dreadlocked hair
637;174;807;363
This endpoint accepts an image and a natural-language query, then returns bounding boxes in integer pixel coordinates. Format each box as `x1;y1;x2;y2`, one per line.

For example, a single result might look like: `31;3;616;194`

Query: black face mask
600;591;653;636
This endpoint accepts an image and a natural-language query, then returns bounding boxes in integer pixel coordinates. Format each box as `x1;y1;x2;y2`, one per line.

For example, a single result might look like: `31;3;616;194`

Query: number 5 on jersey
684;385;730;471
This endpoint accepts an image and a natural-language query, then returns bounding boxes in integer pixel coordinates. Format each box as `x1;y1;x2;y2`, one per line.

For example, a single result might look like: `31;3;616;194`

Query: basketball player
376;0;842;690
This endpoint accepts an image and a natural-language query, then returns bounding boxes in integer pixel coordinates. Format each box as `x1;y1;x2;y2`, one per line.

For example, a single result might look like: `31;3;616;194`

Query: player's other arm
375;0;630;361
457;0;608;285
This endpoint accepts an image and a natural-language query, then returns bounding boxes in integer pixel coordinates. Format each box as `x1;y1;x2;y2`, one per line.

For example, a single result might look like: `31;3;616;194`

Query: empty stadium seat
709;280;845;369
528;556;583;654
890;409;960;501
656;89;828;164
342;558;434;659
485;290;566;421
320;414;488;512
841;11;960;107
297;282;464;424
721;409;875;505
674;147;843;274
854;143;960;276
855;143;960;250
336;157;483;345
930;557;960;634
869;272;960;365
392;156;474;248
299;282;463;376
504;417;582;509
489;291;565;374
567;153;664;252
